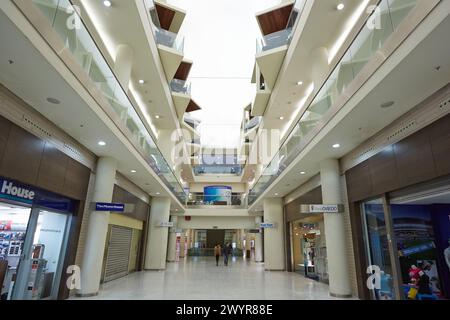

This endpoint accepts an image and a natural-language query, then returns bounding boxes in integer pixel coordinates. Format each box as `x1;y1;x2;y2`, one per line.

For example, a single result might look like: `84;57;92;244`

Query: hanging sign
95;202;125;212
300;204;344;214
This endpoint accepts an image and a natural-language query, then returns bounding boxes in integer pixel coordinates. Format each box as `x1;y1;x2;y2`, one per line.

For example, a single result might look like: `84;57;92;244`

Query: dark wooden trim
257;4;294;36
155;3;175;31
174;61;193;81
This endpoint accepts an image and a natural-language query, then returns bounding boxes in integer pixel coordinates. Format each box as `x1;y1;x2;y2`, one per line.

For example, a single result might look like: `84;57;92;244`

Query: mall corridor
72;257;340;300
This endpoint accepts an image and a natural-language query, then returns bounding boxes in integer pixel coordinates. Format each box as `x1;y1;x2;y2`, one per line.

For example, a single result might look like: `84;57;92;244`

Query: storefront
0;177;76;300
346;112;450;300
100;184;150;283
284;186;329;283
290;216;328;283
0;114;91;300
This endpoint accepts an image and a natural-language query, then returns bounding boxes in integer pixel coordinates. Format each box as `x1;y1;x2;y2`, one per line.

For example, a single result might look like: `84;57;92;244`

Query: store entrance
361;181;450;300
291;215;328;283
0;202;70;300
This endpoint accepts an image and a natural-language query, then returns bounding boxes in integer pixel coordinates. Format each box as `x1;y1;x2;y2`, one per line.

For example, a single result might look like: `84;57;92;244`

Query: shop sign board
95;202;125;212
0;178;35;204
300;204;344;214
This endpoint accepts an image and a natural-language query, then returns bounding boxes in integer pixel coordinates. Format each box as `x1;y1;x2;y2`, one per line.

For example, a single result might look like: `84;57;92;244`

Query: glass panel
30;210;68;299
362;199;395;300
248;0;418;205
0;204;31;300
32;0;187;203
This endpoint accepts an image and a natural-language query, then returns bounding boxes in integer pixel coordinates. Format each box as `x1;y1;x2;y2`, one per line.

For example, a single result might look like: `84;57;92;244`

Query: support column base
76;292;99;298
330;292;353;298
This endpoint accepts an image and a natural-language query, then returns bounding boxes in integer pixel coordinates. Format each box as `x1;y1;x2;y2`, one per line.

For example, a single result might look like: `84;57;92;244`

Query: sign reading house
0;178;35;204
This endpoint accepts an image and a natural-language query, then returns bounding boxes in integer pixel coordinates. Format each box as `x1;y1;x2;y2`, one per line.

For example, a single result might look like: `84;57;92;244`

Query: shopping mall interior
0;0;449;302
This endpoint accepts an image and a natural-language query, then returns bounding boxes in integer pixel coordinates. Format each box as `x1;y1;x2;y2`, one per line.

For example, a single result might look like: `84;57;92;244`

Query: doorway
3;206;71;300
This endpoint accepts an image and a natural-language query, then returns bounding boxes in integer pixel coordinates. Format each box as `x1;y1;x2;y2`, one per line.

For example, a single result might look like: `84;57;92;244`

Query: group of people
214;243;233;266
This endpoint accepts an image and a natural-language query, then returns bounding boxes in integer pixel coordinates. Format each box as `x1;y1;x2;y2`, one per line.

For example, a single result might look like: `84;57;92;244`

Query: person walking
223;243;229;266
214;244;221;266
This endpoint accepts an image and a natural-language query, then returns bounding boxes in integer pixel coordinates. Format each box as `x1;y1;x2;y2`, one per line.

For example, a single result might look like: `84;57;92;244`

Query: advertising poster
203;186;232;205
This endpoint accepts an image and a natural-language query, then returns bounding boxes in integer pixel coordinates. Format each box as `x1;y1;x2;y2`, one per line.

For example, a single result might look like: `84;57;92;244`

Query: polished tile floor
74;257;347;300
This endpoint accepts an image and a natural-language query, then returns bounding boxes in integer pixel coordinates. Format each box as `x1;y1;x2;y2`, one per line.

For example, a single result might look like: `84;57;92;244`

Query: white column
263;198;285;271
255;216;263;262
320;159;352;297
145;197;171;270
114;44;134;89
245;232;252;259
166;215;178;262
79;157;117;296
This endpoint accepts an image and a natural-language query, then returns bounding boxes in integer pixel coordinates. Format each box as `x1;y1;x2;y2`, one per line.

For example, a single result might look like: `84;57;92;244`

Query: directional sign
95;202;125;212
260;222;276;229
159;221;174;227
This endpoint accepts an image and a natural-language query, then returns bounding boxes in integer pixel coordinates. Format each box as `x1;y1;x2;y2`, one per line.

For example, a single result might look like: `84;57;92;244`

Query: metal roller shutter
104;226;133;283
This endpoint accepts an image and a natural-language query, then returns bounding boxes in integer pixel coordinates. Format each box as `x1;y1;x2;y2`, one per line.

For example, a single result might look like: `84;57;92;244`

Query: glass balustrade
193;165;243;176
31;0;187;203
256;0;306;53
248;0;419;205
170;79;192;95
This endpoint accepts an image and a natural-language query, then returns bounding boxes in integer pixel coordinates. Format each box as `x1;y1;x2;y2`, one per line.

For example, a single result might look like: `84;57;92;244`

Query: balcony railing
256;0;306;53
193;165;243;176
248;0;420;205
146;0;185;53
29;0;187;203
170;79;192;95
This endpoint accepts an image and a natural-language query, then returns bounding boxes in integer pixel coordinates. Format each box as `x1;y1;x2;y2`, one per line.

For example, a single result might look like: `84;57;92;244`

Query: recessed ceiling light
300;171;306;175
332;143;341;149
381;101;395;108
155;115;160;119
337;3;345;10
279;116;284;120
156;192;160;195
297;81;303;86
139;79;145;84
98;141;106;146
46;97;60;105
103;0;112;7
275;193;279;196
131;170;137;173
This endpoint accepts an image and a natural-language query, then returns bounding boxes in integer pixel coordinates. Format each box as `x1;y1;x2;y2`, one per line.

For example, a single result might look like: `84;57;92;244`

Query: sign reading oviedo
300;204;344;214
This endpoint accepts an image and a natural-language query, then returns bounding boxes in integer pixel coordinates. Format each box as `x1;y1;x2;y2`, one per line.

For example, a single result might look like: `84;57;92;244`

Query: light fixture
300;171;306;175
103;0;112;7
332;143;341;149
297;81;303;86
155;115;160;119
279;116;284;120
156;192;160;195
98;141;106;146
46;97;61;105
131;170;137;173
381;101;395;109
275;193;279;196
337;3;345;11
139;79;145;84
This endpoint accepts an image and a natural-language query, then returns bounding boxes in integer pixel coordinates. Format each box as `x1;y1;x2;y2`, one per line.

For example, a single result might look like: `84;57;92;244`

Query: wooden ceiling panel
155;3;175;31
186;99;201;113
174;61;193;81
257;4;294;36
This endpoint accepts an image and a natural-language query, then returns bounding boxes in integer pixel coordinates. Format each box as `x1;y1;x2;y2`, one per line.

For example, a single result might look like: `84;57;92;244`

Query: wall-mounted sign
260;222;276;229
204;186;232;205
0;178;35;204
159;221;174;227
300;204;344;214
95;202;125;212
